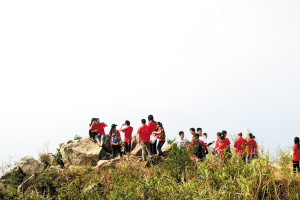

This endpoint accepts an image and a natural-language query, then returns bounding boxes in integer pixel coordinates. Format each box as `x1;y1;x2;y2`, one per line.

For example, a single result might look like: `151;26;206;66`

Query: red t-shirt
215;139;220;149
293;144;300;161
109;130;121;145
224;137;231;151
89;123;99;132
247;139;257;154
234;136;247;156
158;127;165;142
98;123;107;135
137;124;150;142
121;126;133;143
218;141;227;156
148;120;156;134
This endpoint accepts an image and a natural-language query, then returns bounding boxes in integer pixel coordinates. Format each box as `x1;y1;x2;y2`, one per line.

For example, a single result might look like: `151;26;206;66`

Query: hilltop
0;134;299;200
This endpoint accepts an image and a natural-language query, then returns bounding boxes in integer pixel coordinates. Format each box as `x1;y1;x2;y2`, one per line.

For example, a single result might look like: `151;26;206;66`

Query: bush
74;135;82;140
55;143;64;166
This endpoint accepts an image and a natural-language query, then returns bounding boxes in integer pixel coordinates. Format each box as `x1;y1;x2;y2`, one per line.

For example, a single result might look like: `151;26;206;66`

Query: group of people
88;115;166;161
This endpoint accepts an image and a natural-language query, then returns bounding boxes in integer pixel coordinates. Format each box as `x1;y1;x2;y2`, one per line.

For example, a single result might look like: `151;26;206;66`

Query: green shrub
55;143;64;166
74;134;82;140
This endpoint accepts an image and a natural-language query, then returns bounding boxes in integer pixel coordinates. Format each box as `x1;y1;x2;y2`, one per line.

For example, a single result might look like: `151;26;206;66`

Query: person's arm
234;140;238;148
120;124;124;132
207;141;215;146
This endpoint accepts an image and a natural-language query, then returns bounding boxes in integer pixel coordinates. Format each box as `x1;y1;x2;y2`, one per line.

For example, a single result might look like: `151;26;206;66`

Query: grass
1;139;300;199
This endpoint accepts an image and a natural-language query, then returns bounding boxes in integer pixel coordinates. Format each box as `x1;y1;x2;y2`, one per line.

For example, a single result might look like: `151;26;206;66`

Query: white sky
0;1;300;163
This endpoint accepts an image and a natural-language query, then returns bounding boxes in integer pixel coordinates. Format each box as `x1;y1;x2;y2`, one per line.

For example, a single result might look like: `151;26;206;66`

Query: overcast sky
0;1;300;165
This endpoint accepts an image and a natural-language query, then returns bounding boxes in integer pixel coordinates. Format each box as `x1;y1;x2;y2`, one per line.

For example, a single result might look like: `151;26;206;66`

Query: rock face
131;144;142;156
162;145;172;153
131;134;140;150
17;174;37;194
61;138;106;167
0;163;21;180
19;156;46;175
47;153;58;166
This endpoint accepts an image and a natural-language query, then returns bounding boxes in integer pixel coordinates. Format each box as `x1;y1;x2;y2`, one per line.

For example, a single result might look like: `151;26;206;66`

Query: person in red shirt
246;133;257;164
222;130;231;153
214;132;222;155
137;119;153;161
187;133;207;159
234;132;248;162
215;134;227;157
89;118;98;140
148;115;157;155
95;118;107;147
152;122;166;158
109;124;122;159
292;137;300;173
120;120;133;161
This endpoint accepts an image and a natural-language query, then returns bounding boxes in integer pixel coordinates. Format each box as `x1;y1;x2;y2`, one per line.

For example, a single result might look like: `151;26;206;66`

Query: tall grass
1;144;300;199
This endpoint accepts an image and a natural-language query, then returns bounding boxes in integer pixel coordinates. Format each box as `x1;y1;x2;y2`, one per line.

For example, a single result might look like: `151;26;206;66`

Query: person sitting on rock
137;119;153;161
109;124;122;159
89;118;98;140
173;131;188;147
120;120;133;161
95;118;107;147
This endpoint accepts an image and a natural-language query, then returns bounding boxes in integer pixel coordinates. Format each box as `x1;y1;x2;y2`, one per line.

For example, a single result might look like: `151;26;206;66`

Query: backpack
159;129;165;140
112;131;120;145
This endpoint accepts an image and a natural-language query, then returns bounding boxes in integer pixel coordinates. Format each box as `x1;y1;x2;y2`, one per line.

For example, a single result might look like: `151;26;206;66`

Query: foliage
74;134;83;140
55;143;64;166
167;138;176;145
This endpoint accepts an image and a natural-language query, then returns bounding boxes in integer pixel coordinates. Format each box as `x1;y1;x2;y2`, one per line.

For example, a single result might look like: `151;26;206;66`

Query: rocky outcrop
131;144;142;156
0;163;21;180
131;134;140;150
162;145;172;153
61;138;107;167
19;156;46;175
47;153;59;166
17;174;37;194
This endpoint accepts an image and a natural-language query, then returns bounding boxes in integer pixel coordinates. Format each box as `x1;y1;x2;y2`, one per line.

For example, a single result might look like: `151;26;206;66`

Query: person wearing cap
109;124;122;159
137;119;153;161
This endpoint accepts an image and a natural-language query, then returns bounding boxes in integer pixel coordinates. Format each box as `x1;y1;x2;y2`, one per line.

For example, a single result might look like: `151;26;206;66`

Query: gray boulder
0;163;21;180
19;156;46;175
47;153;58;166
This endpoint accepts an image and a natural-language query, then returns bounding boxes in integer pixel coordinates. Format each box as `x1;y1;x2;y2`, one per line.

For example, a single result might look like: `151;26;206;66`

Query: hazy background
1;1;300;165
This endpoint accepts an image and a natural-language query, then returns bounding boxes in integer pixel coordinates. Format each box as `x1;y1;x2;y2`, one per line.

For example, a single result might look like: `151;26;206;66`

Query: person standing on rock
148;115;157;155
89;118;98;140
137;119;153;161
95;118;107;147
152;122;166;158
120;120;133;161
109;124;122;159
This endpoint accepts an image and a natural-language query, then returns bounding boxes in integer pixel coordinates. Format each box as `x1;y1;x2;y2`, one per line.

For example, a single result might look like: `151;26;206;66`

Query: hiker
234;132;247;162
173;131;188;146
246;133;257;164
89;118;98;140
203;133;215;147
215;133;226;156
197;128;207;144
222;130;231;153
109;124;122;159
190;128;196;139
148;115;157;155
137;119;153;161
187;133;206;159
153;122;166;157
120;120;133;161
95;118;107;147
292;137;300;173
214;132;222;155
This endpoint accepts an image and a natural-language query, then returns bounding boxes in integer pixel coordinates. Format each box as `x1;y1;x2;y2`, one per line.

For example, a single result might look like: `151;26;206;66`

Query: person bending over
137;119;153;161
120;120;133;161
109;124;122;159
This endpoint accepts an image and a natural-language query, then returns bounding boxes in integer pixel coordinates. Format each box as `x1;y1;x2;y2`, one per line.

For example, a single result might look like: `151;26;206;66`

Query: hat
111;124;118;128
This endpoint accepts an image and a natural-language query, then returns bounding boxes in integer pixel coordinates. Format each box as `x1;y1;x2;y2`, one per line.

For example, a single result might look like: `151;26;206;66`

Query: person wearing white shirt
174;131;188;147
197;128;207;144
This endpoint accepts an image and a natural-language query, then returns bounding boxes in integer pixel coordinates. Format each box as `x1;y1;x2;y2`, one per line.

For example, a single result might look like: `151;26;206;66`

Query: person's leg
141;142;147;161
95;135;101;146
157;141;165;157
112;145;116;159
154;140;157;155
89;131;93;139
100;134;106;146
150;143;154;155
127;142;131;159
145;142;152;158
117;145;122;158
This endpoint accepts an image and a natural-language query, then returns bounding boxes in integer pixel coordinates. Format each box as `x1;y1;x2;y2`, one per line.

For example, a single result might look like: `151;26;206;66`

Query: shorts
123;142;131;153
95;134;106;141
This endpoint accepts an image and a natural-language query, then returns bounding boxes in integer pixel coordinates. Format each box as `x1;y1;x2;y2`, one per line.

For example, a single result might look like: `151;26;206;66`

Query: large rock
61;138;106;167
0;163;21;180
19;156;46;175
131;144;142;156
162;145;172;153
17;174;37;194
131;134;140;150
47;153;58;166
103;134;112;153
